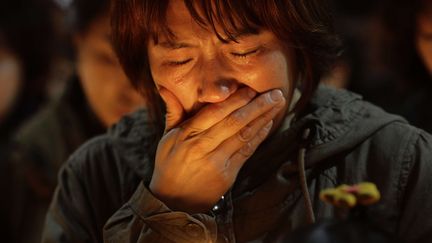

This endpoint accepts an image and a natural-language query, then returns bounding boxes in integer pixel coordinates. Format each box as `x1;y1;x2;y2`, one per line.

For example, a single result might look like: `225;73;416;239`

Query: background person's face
75;16;145;127
148;1;294;129
0;47;21;121
416;12;432;75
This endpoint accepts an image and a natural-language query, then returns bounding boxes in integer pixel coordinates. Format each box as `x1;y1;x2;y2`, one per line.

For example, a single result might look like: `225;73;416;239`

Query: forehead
166;1;191;25
157;0;260;43
164;1;207;39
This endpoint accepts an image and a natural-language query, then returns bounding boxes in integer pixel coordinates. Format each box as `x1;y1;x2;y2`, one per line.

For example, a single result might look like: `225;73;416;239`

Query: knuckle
177;126;192;140
223;158;233;169
240;88;254;102
164;127;181;138
226;111;245;127
261;110;274;122
238;126;252;141
256;94;269;108
258;127;270;140
239;142;255;157
188;138;208;154
207;103;225;117
178;121;203;140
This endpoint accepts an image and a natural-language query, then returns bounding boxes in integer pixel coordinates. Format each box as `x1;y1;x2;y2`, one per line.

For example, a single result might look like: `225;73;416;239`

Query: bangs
146;0;266;43
112;0;341;132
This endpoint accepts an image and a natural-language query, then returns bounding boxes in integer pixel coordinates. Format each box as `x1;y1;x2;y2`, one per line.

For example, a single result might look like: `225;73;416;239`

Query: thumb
159;87;184;132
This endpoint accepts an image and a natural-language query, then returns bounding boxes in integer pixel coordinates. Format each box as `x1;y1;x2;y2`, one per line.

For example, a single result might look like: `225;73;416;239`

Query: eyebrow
158;41;196;50
157;28;261;49
231;28;261;40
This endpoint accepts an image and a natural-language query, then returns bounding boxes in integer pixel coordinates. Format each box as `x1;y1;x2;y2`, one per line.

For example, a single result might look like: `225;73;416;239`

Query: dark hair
0;0;57;95
111;0;341;132
68;0;111;34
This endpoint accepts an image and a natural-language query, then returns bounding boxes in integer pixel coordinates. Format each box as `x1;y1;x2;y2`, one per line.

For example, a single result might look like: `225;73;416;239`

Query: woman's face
148;1;294;129
0;47;21;121
75;16;145;127
416;12;432;75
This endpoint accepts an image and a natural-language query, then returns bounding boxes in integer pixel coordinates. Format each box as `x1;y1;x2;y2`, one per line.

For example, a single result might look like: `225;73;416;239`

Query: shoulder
10;96;82;167
63;109;157;198
306;85;432;187
14;102;62;145
366;119;432;165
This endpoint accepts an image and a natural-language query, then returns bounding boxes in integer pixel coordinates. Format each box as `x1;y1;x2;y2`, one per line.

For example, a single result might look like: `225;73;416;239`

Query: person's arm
103;87;285;242
103;182;217;243
397;129;432;243
42;139;216;243
43;87;284;242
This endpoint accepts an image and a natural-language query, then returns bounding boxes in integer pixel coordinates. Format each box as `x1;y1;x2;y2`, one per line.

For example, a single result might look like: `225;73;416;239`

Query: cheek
78;61;109;98
417;39;432;74
78;58;125;97
150;64;197;111
78;59;121;121
0;57;22;117
241;51;291;94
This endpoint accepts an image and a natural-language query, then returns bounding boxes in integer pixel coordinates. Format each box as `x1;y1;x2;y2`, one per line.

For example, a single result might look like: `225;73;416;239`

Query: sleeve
42;163;99;243
103;182;217;243
42;151;217;243
396;129;432;243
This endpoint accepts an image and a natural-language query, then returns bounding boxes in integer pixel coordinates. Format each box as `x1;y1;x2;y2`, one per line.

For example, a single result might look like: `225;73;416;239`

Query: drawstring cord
298;128;315;224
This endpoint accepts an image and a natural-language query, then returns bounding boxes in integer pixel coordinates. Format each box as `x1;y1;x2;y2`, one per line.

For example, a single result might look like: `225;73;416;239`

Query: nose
197;58;238;103
197;79;238;103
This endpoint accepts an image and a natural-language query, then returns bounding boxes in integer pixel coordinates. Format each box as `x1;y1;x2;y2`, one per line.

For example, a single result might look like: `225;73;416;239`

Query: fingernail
248;88;256;98
270;90;283;103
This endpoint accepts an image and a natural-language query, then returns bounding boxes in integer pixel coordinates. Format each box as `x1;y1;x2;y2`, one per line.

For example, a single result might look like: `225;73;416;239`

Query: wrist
149;181;215;214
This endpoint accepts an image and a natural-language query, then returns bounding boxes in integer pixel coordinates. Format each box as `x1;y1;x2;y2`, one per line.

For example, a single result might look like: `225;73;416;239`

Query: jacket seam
396;127;418;222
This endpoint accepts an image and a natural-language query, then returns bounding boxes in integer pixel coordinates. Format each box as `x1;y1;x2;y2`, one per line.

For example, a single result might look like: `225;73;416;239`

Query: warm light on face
76;16;145;127
416;12;432;75
147;0;295;131
0;48;22;120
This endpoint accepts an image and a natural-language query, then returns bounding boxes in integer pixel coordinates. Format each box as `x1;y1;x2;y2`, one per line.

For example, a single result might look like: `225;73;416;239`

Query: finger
159;87;185;132
198;89;285;152
209;102;279;162
227;120;273;174
236;103;283;142
180;87;256;136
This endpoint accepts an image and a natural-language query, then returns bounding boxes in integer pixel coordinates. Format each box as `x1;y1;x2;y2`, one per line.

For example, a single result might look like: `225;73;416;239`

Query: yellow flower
320;182;381;208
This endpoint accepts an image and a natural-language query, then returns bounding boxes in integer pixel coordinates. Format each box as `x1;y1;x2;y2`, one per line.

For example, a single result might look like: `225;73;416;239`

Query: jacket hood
109;85;407;179
299;85;406;167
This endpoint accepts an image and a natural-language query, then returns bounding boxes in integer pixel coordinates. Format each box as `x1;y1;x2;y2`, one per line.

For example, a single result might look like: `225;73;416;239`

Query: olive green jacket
43;86;432;243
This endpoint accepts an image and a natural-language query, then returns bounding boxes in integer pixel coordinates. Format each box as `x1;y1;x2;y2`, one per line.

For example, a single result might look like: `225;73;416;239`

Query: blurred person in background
330;0;432;133
0;0;58;242
2;0;145;242
373;0;432;133
0;0;57;147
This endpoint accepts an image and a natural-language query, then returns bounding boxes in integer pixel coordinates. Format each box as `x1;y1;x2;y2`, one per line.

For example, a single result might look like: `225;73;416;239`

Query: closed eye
231;48;260;58
166;58;192;66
